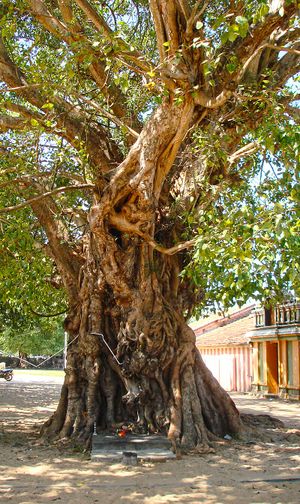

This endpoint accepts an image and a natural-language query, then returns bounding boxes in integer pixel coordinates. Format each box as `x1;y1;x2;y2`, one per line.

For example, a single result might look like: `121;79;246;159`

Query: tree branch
109;210;196;256
29;306;67;317
74;0;113;39
29;195;83;301
176;0;190;22
228;142;259;165
73;0;151;73
0;170;87;190
266;43;300;55
27;0;141;129
1;101;44;120
162;1;180;55
76;95;140;139
186;0;209;36
0;114;28;132
237;40;300;83
284;105;300;122
272;47;300;87
194;89;232;109
0;84;41;93
149;0;168;62
0;184;94;214
154;98;195;197
57;0;79;26
0;35;122;171
0;170;85;298
147;237;197;256
232;3;298;82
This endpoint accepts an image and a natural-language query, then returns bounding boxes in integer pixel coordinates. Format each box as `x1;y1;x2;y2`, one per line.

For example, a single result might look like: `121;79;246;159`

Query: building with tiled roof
194;305;255;345
193;302;300;399
193;305;255;392
250;302;300;399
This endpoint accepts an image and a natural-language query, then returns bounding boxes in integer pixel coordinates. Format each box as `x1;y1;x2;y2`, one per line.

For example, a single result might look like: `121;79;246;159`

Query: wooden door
266;342;279;394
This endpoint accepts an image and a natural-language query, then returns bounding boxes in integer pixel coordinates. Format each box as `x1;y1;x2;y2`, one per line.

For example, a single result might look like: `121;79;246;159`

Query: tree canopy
0;0;298;320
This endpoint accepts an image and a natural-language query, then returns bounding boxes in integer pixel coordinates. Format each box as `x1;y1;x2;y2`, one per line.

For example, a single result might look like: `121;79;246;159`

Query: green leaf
212;16;226;30
41;102;54;110
226;63;236;73
220;31;229;44
235;16;248;25
228;28;239;42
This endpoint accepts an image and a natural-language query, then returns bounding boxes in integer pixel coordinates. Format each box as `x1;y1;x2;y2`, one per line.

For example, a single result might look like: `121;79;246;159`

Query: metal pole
90;332;123;366
64;332;68;368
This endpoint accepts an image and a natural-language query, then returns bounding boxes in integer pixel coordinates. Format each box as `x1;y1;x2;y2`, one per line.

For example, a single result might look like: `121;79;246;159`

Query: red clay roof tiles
194;306;255;347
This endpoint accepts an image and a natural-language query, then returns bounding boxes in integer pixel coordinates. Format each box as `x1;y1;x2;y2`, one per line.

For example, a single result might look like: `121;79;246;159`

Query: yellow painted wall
292;341;300;388
262;341;267;385
279;340;287;388
252;343;258;383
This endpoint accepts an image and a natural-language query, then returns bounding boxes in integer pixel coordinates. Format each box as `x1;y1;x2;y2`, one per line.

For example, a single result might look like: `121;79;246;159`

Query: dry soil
0;377;300;503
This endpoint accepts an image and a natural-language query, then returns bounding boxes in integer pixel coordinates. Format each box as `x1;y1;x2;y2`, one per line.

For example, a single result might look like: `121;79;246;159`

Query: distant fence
1;355;64;369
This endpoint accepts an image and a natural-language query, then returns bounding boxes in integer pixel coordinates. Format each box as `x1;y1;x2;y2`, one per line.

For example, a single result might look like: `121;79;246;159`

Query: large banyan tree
0;1;299;448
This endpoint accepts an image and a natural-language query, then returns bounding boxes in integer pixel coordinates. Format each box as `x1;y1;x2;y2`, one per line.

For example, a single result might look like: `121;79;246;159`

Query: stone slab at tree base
91;433;176;462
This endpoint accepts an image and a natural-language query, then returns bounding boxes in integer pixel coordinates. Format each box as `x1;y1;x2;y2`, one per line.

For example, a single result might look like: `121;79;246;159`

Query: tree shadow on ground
1;382;300;504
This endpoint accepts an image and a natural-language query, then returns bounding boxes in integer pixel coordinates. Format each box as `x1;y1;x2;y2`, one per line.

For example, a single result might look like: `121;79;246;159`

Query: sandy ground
0;376;300;504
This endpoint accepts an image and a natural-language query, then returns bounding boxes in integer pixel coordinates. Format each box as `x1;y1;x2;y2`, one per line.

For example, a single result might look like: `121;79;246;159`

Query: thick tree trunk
42;221;242;451
18;351;28;368
42;274;242;449
42;99;243;449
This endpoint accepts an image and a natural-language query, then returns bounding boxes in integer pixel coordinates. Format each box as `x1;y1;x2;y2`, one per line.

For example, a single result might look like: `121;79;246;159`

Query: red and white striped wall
199;346;252;392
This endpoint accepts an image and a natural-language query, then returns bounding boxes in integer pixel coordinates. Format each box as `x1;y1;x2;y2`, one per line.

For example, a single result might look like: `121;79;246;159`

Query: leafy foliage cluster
0;302;64;356
184;103;299;314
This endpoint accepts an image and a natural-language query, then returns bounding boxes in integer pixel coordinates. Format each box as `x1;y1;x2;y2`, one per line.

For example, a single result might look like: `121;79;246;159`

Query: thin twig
77;95;139;138
0;184;95;214
0;84;41;93
29;307;67;317
237;41;300;81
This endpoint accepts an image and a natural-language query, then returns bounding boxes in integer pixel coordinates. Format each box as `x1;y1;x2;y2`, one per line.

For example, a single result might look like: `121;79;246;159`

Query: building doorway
266;342;279;394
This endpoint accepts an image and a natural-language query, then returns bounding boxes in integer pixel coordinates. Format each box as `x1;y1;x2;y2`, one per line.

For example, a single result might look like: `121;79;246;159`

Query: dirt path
0;379;300;503
232;392;300;429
